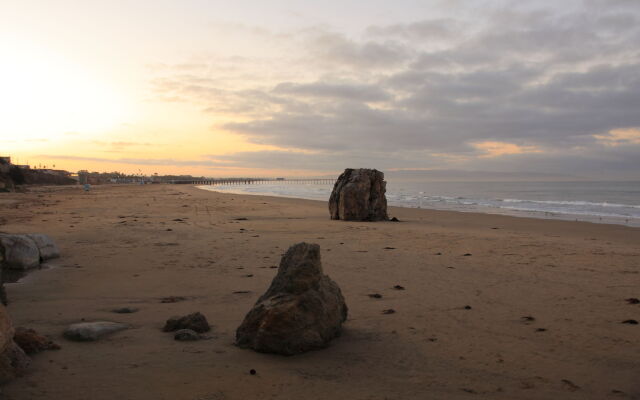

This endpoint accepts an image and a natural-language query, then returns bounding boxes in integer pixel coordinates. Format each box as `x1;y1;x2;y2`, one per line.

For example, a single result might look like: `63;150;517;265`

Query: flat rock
26;234;60;261
163;312;210;333
174;329;200;341
63;321;129;342
236;242;348;355
0;234;40;270
329;168;388;221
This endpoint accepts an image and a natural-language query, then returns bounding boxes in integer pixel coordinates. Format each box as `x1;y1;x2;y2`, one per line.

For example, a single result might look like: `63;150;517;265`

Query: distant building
0;156;10;164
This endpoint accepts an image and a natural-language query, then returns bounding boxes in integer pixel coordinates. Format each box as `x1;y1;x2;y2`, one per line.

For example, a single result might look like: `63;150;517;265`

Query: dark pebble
382;309;396;314
463;253;472;256
368;293;383;299
393;285;405;290
622;319;638;324
112;307;138;314
250;369;257;375
390;217;400;222
464;305;472;310
625;298;640;304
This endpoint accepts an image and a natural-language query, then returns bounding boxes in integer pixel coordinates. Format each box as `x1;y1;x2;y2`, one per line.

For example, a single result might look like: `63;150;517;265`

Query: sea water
198;180;640;227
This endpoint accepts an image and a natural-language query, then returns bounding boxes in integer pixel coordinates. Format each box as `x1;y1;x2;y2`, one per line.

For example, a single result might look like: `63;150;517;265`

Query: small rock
393;285;405;290
249;368;257;375
625;298;639;304
160;296;186;303
382;309;396;314
368;293;383;299
63;321;128;342
621;319;638;325
112;307;138;314
463;253;472;256
383;247;396;250
13;327;60;354
464;305;472;310
163;312;210;333
234;217;248;221
174;329;200;341
390;217;400;222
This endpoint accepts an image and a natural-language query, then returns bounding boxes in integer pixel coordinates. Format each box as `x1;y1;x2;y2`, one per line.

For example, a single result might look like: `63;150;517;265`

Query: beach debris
463;253;472;256
0;234;40;270
535;328;547;332
234;217;248;221
250;369;257;375
160;296;187;303
463;305;472;310
393;285;405;290
521;316;536;324
63;321;129;342
621;319;638;325
112;307;138;314
13;327;60;354
0;304;31;383
163;312;210;333
561;379;580;392
383;247;396;250
368;293;383;299
625;298;639;304
236;242;348;355
329;168;388;221
435;252;442;255
174;329;200;341
382;309;396;314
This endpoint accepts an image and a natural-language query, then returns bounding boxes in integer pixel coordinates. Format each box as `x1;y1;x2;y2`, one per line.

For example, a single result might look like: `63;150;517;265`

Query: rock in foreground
63;321;128;342
329;168;388;221
0;304;30;383
236;242;348;355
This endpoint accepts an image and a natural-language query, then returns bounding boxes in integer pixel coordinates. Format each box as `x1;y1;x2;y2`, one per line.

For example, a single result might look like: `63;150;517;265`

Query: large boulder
236;242;348;355
329;168;388;221
26;234;60;261
0;234;40;270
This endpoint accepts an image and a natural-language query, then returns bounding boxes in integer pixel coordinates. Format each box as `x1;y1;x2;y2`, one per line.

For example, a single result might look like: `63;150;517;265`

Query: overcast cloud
152;1;640;178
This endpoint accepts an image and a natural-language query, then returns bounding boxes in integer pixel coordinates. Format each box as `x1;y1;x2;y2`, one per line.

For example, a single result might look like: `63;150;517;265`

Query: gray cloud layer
152;1;640;178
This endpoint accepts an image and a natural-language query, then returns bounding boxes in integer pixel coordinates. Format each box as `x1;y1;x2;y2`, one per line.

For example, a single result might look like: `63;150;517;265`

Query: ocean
198;180;640;227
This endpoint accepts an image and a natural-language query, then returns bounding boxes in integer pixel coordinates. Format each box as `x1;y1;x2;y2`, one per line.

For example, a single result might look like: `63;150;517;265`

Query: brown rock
236;242;348;355
329;168;388;221
13;327;60;355
0;304;30;383
163;312;210;333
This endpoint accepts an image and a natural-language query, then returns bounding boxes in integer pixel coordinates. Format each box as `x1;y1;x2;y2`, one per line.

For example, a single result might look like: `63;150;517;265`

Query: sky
1;0;639;179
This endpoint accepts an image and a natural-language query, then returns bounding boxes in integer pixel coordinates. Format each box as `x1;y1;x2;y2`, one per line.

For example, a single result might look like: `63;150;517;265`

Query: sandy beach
1;183;639;400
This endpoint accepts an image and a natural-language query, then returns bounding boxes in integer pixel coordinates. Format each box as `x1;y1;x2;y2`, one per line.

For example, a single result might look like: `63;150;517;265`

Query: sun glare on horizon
0;39;130;146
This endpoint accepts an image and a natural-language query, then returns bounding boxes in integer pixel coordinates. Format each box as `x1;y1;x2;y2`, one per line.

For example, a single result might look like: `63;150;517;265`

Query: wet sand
1;184;639;400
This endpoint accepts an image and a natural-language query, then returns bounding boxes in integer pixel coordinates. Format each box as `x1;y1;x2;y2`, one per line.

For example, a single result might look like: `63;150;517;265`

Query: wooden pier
172;178;336;185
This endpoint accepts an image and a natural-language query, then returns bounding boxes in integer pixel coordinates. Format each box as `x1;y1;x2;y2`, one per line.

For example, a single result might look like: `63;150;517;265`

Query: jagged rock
26;234;60;261
0;304;30;383
163;312;210;333
63;321;129;341
174;329;200;341
13;327;60;354
329;168;388;221
0;234;40;270
236;242;348;355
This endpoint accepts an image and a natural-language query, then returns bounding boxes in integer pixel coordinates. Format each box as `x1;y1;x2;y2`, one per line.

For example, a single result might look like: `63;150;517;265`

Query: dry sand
1;184;639;400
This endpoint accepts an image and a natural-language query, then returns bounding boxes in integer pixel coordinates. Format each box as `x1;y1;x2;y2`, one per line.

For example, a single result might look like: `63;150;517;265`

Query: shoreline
198;184;640;229
1;184;639;399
